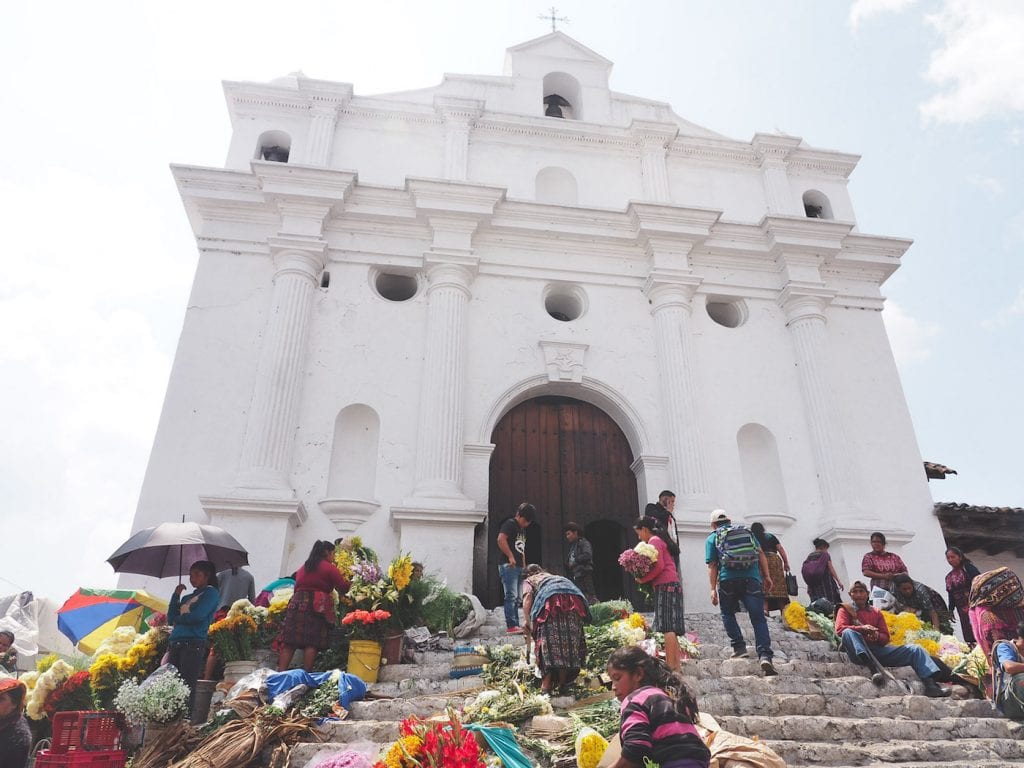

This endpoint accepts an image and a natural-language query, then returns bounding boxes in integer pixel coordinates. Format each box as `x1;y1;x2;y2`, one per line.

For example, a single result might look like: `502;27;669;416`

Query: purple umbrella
107;521;249;578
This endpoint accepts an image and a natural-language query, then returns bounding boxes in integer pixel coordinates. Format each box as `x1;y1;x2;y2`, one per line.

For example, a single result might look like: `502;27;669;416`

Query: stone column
435;97;483;181
753;134;802;215
632;121;678;203
645;275;712;510
412;256;476;498
778;285;856;520
236;237;326;491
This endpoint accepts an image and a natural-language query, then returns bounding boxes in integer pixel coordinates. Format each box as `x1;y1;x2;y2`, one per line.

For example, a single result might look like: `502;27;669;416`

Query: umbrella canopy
107;521;249;579
57;588;168;655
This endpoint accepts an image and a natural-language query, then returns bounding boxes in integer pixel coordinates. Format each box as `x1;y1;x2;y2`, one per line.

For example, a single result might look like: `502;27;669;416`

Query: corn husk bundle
165;708;324;768
132;721;201;768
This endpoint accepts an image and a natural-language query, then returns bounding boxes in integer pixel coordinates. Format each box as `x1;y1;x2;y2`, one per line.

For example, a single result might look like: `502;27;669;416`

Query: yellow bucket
347;639;382;683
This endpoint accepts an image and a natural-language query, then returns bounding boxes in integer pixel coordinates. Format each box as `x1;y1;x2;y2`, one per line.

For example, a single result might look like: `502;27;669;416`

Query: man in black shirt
496;502;535;633
564;522;597;603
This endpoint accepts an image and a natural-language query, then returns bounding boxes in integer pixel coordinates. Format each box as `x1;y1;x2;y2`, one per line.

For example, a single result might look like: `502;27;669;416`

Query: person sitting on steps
835;581;951;698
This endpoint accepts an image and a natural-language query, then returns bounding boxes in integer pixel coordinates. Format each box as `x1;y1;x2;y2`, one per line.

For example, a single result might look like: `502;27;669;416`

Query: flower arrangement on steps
113;666;190;745
342;609;392;683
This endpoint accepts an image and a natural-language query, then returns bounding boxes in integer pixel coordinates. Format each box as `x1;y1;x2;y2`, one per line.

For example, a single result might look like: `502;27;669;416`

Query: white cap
710;509;730;524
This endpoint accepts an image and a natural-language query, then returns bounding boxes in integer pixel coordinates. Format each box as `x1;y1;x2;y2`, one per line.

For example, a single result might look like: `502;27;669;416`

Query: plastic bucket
347;640;382;683
381;633;404;665
191;679;217;724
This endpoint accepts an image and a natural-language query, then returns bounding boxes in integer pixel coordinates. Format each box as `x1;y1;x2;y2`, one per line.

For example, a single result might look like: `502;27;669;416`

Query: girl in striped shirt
605;646;710;768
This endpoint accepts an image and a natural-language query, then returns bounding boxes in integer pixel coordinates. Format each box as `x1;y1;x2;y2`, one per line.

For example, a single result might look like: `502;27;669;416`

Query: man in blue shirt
994;623;1024;718
705;509;777;675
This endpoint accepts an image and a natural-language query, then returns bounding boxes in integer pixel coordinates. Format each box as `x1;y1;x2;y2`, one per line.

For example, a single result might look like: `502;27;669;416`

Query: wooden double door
484;396;643;607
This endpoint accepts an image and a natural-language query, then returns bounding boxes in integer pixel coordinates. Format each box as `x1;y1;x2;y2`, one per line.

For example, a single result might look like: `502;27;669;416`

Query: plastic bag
574;726;609;768
453;594;487;638
0;591;40;657
226;667;274;702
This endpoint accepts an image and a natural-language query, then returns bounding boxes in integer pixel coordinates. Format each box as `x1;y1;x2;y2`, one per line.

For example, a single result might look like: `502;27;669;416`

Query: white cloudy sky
1;0;1021;604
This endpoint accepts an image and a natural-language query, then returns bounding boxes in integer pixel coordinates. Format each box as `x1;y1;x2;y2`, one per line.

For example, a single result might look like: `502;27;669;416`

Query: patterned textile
764;552;790;609
619;685;710;766
534;594;587;673
946;564;980;612
653;582;686;634
860;551;907;593
970;568;1024;610
280;590;332;649
970;604;1024;661
805;551;842;604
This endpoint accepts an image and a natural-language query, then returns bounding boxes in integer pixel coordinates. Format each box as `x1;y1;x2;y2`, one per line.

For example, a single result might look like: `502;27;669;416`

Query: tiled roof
935;502;1024;557
924;461;957;480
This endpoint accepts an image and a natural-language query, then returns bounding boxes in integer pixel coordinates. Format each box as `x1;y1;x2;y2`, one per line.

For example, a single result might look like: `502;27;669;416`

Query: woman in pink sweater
634;516;686;670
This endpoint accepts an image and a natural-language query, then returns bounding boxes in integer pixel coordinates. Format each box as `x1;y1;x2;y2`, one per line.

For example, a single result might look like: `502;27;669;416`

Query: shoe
923;677;950;698
759;659;778;676
506;626;523;634
871;672;886;686
730;647;749;659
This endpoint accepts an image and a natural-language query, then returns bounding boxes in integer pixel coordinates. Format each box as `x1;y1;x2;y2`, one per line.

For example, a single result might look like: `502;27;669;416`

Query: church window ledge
706;297;747;328
373;270;419;302
544;283;587;322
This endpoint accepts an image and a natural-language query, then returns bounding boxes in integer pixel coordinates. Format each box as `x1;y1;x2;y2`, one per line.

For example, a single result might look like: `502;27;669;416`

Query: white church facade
131;32;948;609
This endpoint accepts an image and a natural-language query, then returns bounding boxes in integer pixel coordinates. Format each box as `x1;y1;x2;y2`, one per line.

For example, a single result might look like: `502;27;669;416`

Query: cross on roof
538;6;569;32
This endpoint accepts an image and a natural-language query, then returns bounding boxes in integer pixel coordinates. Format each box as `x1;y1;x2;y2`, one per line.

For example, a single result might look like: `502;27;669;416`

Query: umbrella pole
179;514;185;580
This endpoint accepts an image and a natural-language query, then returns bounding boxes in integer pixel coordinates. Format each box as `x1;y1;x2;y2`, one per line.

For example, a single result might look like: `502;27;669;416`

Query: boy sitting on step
835;581;950;698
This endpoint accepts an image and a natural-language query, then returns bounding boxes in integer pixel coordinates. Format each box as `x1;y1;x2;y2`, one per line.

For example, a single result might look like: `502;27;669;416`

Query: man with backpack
705;509;777;676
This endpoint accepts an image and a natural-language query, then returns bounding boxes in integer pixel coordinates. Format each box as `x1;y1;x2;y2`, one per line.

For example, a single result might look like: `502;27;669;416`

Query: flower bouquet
341;609;393;642
619;542;658;600
43;670;93;717
208;613;257;662
113;669;190;726
25;659;75;720
373;708;486;768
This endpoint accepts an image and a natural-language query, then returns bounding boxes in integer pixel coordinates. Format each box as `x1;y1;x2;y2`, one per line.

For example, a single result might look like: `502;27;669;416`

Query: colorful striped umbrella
57;588;168;655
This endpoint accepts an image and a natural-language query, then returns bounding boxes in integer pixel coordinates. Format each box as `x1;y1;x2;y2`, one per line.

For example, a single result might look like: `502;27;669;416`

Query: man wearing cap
835;581;951;698
705;509;777;676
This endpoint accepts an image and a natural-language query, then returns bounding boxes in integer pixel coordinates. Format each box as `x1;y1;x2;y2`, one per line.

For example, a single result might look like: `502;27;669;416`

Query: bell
262;145;290;163
545;102;564;118
543;93;571;119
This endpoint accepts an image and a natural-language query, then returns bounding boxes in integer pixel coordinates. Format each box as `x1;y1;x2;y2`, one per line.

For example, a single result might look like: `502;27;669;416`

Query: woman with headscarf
801;538;844;605
945;546;981;644
860;532;908;595
0;678;32;768
278;540;350;672
750;522;791;615
969;567;1024;662
521;564;590;695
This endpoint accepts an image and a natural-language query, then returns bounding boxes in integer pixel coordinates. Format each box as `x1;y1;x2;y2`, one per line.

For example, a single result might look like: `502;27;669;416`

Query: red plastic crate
50;711;124;753
35;750;126;768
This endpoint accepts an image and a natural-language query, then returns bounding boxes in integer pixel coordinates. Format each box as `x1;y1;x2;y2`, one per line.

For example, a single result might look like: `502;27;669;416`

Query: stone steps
283;609;1021;768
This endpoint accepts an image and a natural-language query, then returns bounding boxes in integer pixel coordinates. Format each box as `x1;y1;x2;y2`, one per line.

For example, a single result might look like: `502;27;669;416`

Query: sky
1;0;1021;605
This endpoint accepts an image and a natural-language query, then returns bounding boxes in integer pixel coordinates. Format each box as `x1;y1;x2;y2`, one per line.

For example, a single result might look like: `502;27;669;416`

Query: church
130;32;948;609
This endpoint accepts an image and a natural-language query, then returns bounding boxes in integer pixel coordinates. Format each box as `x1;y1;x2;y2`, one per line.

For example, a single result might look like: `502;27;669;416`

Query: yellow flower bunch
575;727;609;768
335;548;356;579
881;611;923;646
913;638;940;657
89;653;123;695
36;653;59;673
389;554;414;592
627;613;647;630
381;734;423;768
782;602;810;633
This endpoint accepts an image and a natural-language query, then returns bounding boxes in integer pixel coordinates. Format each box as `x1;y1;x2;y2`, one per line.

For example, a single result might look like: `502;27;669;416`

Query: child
605;645;710;768
0;631;16;674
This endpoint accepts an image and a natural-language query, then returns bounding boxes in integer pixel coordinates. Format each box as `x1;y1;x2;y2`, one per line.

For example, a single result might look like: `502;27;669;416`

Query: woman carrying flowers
0;678;31;768
168;559;219;719
278;540;350;672
633;514;686;671
521;564;590;695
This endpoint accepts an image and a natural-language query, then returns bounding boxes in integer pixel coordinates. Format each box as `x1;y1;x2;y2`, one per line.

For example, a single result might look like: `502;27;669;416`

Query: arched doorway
483;396;643;607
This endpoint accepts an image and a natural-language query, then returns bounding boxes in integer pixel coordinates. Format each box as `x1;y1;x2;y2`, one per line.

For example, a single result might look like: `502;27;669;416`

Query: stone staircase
288;608;1024;767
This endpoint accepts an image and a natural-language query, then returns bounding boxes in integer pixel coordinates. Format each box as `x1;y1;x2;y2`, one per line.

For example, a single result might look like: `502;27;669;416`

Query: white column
301;105;338;166
435;98;483;181
778;286;856;520
412;259;474;498
753;134;801;215
236;239;325;491
645;277;712;510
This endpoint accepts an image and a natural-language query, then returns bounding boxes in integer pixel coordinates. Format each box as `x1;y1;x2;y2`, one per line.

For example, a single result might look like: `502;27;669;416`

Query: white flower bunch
608;620;646;647
227;599;269;623
92;627;141;660
634;542;658;562
114;671;189;725
25;660;74;720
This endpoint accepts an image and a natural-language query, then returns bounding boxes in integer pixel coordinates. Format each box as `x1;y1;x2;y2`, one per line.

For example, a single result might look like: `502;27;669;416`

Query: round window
544;284;587;322
706;298;747;328
374;272;418;302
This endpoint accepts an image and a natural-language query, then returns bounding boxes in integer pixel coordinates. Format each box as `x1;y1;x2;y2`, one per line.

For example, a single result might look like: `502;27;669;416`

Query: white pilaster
631;121;678;203
435;97;483;182
753;134;802;215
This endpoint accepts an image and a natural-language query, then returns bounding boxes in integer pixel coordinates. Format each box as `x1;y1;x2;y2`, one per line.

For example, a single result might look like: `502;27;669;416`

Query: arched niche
542;72;581;120
802;189;834;220
318;404;380;535
737;423;794;529
535;167;578;206
256;130;292;163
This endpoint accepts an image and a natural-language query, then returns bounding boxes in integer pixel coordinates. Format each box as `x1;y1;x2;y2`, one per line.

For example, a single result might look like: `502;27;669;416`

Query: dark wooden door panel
485;396;639;606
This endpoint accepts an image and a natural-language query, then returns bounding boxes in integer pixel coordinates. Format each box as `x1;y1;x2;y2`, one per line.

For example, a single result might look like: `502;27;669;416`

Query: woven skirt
653;583;686;634
534;595;587;673
280;591;331;649
765;552;790;609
